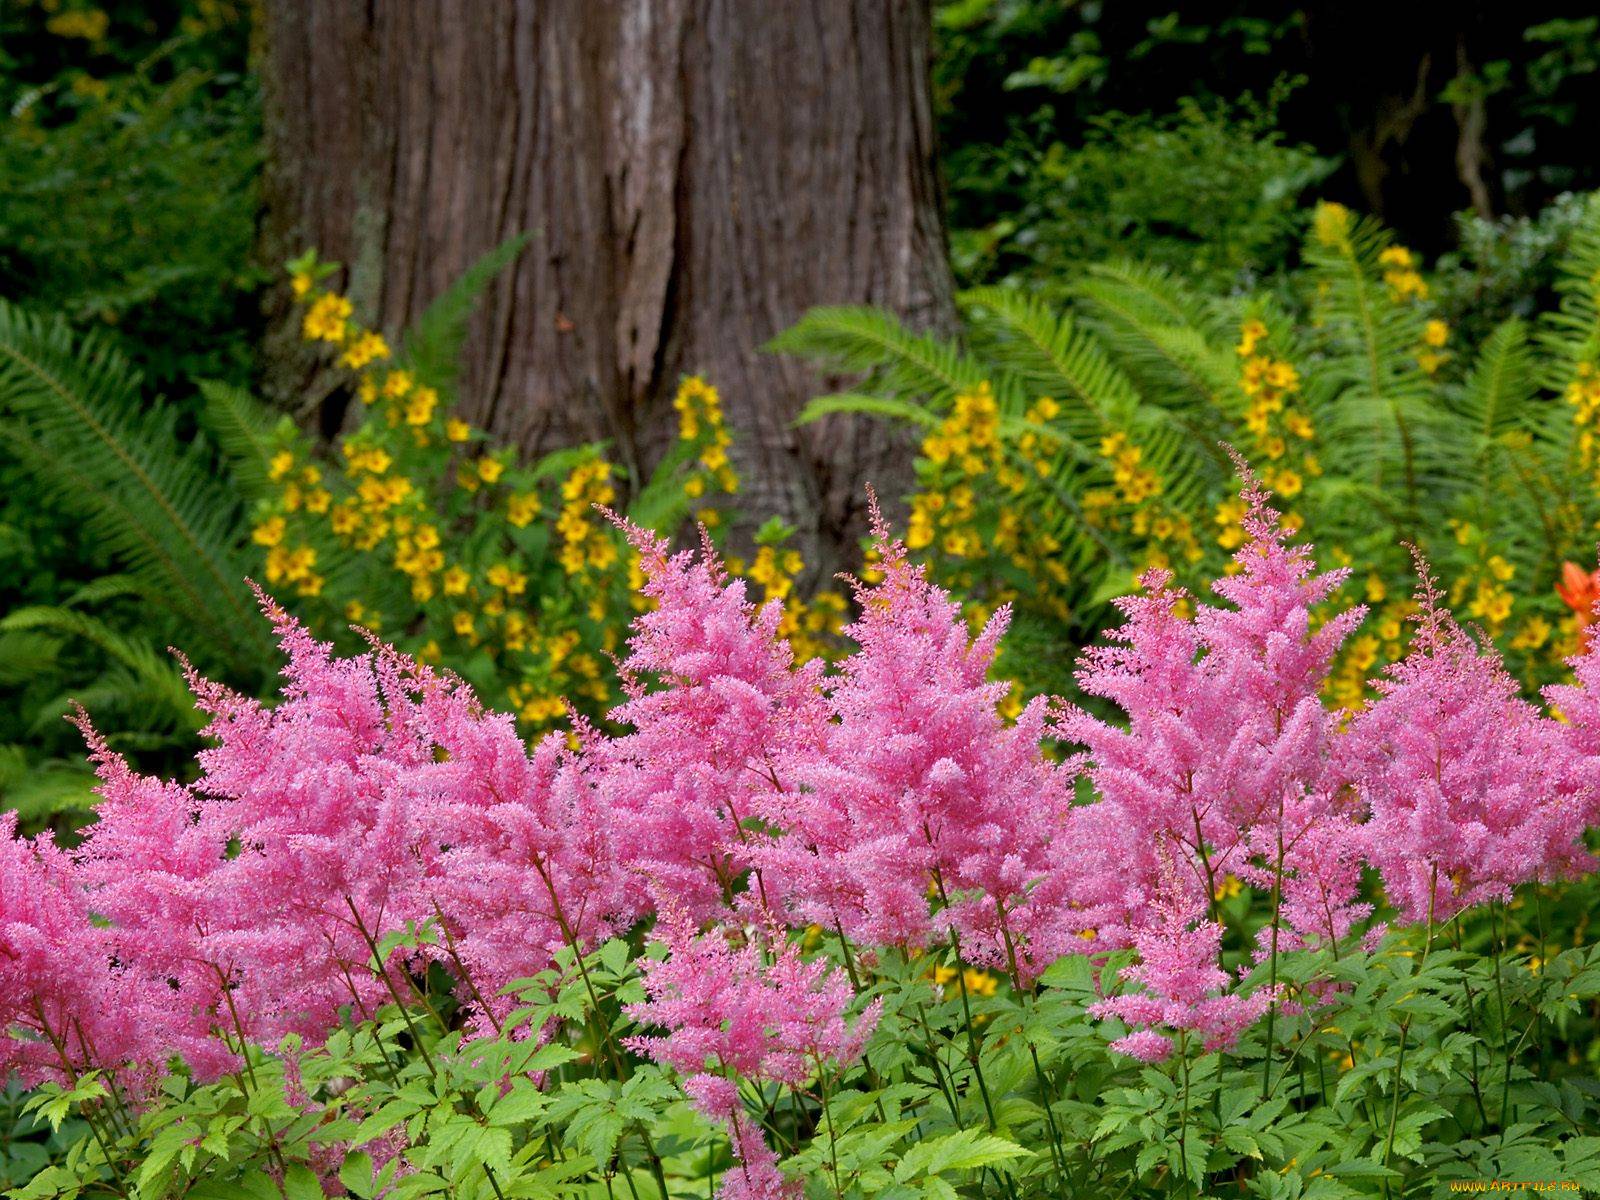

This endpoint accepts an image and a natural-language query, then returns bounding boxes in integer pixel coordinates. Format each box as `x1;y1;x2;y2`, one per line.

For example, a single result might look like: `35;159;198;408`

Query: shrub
264;255;847;730
8;481;1600;1198
776;192;1600;703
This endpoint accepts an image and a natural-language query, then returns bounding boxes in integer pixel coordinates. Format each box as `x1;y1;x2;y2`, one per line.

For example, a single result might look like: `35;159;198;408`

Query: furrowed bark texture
260;1;953;567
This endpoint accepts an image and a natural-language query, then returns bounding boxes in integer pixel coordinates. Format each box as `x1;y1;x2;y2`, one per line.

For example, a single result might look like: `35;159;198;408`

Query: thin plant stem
1381;866;1438;1197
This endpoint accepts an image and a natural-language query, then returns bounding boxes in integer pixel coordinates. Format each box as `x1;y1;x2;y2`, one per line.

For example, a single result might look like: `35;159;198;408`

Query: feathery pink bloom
625;909;878;1087
758;514;1075;980
0;812;151;1087
1346;563;1592;924
1058;471;1362;953
602;518;827;921
1088;877;1272;1061
626;911;875;1200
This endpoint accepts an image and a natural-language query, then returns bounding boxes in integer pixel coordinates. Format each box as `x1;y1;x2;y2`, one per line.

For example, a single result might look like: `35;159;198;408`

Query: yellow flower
1312;201;1351;247
339;331;390;370
252;515;286;546
382;370;414;399
269;451;295;482
47;8;110;41
477;457;505;485
487;563;528;595
1423;319;1449;348
506;492;539;528
302;293;353;344
446;418;471;443
452;611;475;637
329;503;360;535
442;565;470;596
405;385;438;427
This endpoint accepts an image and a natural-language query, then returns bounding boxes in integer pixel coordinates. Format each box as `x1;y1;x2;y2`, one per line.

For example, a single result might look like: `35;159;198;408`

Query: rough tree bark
259;1;954;569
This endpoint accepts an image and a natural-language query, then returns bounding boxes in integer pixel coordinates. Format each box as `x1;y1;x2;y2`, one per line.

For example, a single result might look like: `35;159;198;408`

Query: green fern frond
62;573;151;607
0;629;63;685
1453;319;1541;443
769;306;989;405
402;231;533;395
1073;261;1232;409
1537;192;1600;387
959;285;1141;437
0;746;98;827
196;378;283;495
0;300;269;674
1299;220;1456;536
0;606;199;731
796;393;942;429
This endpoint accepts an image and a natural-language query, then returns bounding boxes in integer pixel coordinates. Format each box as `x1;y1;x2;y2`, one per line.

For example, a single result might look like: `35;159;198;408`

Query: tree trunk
259;0;953;570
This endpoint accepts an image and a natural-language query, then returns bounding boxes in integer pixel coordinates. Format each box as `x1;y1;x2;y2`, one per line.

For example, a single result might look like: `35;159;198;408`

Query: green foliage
779;193;1600;701
0;301;270;673
0;301;271;827
952;95;1335;291
0;58;259;390
20;899;1600;1198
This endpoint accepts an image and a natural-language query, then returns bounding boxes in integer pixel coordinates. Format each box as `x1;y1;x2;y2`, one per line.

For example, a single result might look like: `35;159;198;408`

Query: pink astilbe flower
418;694;642;1036
169;592;437;1045
0;813;151;1086
69;715;239;1079
1345;562;1593;924
625;909;878;1086
1057;469;1363;954
602;518;827;921
626;910;877;1200
759;512;1075;979
1088;878;1272;1062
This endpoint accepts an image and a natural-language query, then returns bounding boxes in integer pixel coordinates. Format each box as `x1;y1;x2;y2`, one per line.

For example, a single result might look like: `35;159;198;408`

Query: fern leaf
196;378;282;495
0;300;270;673
402;231;533;395
796;393;941;429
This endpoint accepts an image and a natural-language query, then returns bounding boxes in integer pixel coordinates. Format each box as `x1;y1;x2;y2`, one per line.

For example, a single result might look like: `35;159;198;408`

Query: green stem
1381;867;1438;1196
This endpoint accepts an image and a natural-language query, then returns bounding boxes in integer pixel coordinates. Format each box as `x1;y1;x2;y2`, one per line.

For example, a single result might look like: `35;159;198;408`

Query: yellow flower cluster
1312;201;1352;248
730;542;848;663
911;383;1012;557
1232;317;1318;512
301;293;353;344
1449;522;1516;637
1325;592;1413;712
1084;432;1202;569
676;376;739;498
1378;245;1429;302
923;383;1003;478
274;262;849;734
260;266;646;733
928;964;1000;999
1565;361;1600;473
1418;318;1450;375
555;459;619;577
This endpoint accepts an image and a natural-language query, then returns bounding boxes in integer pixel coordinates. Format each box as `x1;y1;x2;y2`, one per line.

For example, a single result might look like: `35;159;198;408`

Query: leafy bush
8;484;1600;1198
949;94;1334;291
250;252;845;729
0;247;847;827
777;193;1600;702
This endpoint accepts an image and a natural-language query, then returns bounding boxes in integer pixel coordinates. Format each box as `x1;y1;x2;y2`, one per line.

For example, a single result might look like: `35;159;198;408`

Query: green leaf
894;1130;1029;1182
283;1163;328;1200
340;1151;376;1198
